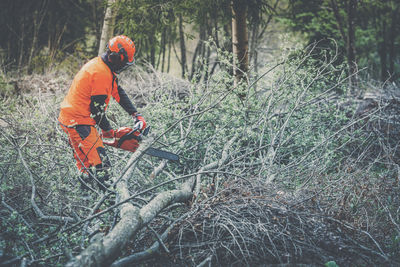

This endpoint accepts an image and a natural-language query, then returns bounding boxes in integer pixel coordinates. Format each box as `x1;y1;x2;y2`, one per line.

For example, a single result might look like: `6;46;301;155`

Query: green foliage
0;0;101;73
281;0;400;82
325;261;339;267
0;88;86;262
0;211;35;257
0;71;15;97
283;0;340;42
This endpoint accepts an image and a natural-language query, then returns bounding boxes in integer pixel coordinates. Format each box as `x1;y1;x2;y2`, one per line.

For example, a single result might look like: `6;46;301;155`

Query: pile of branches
134;180;392;266
355;84;400;163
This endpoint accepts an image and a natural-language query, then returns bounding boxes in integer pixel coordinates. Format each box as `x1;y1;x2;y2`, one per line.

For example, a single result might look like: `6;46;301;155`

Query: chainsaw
103;125;179;162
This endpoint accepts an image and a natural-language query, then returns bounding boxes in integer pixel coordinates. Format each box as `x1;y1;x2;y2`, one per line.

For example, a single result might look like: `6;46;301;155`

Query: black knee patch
75;125;91;140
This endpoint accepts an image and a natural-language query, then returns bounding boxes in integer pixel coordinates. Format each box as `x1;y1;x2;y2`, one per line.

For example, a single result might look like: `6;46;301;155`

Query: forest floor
1;52;400;266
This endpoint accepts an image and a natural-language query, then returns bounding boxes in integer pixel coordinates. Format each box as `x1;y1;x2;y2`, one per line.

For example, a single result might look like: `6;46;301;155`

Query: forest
0;0;399;266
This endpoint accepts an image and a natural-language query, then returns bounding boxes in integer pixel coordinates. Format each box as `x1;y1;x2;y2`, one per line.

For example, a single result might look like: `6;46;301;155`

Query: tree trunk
91;0;102;54
379;19;388;81
388;5;398;80
167;36;171;73
331;0;358;91
28;17;37;71
347;0;358;89
203;22;212;82
214;19;220;48
161;28;166;72
28;2;47;73
178;14;187;78
149;32;156;67
208;19;220;78
223;24;232;53
331;0;347;44
190;24;206;81
190;39;201;80
18;18;25;71
250;19;259;89
98;0;118;56
231;0;249;87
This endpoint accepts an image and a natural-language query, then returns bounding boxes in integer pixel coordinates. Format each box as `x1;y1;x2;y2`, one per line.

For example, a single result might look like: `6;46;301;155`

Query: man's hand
101;129;115;138
132;113;146;131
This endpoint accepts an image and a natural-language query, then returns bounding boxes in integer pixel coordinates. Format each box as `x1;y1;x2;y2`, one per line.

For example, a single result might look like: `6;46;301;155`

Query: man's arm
112;83;146;131
114;86;137;115
90;95;112;131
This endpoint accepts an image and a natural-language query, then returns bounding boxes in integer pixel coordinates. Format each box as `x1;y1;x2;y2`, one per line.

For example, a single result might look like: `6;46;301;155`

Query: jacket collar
101;53;115;73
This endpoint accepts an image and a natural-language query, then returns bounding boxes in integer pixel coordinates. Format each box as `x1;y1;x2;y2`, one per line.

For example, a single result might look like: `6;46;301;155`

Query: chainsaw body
103;127;140;152
103;126;179;161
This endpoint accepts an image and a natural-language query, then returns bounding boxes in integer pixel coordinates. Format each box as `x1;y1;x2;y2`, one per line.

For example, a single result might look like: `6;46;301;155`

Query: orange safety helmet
106;35;136;73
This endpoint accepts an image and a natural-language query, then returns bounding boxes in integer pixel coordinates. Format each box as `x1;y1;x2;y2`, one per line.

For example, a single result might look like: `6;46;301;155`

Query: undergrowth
0;42;399;266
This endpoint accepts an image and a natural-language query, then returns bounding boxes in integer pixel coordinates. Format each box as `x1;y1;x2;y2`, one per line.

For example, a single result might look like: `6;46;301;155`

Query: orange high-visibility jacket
58;56;136;129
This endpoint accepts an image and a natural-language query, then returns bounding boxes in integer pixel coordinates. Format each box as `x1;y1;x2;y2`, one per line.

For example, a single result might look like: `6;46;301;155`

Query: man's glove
132;113;146;132
101;129;115;138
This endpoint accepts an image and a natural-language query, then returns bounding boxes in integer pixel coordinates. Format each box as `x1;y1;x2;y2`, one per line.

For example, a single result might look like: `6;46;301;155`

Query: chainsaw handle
125;125;150;142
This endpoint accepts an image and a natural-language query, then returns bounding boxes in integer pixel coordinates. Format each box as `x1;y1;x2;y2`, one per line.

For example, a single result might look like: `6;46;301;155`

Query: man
58;35;145;192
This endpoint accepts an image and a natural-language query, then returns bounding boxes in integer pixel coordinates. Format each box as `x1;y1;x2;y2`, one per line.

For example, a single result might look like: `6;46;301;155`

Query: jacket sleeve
90;95;112;131
112;84;137;115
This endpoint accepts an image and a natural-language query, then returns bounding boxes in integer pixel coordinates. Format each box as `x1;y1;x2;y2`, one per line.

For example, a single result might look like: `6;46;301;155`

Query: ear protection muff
108;51;120;64
107;44;128;66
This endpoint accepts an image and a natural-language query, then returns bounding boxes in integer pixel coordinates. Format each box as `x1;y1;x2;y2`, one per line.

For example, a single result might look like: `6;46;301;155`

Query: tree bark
331;0;347;44
190;39;201;80
346;0;358;89
149;31;156;66
203;23;212;82
331;0;358;90
98;0;118;56
91;0;102;54
28;1;47;73
388;4;398;80
190;24;205;81
231;0;249;87
167;36;171;73
178;14;187;78
160;28;166;72
379;19;388;81
250;19;259;89
18;18;25;70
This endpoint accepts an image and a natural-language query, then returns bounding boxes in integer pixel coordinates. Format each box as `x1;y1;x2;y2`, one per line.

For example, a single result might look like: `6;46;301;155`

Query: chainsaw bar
145;147;179;162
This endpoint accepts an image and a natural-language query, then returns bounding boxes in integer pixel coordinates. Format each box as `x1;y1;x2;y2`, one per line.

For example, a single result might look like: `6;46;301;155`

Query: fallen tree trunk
66;139;194;267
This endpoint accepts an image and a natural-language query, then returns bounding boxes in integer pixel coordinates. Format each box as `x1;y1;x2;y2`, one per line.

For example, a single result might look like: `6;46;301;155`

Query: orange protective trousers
60;124;105;173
